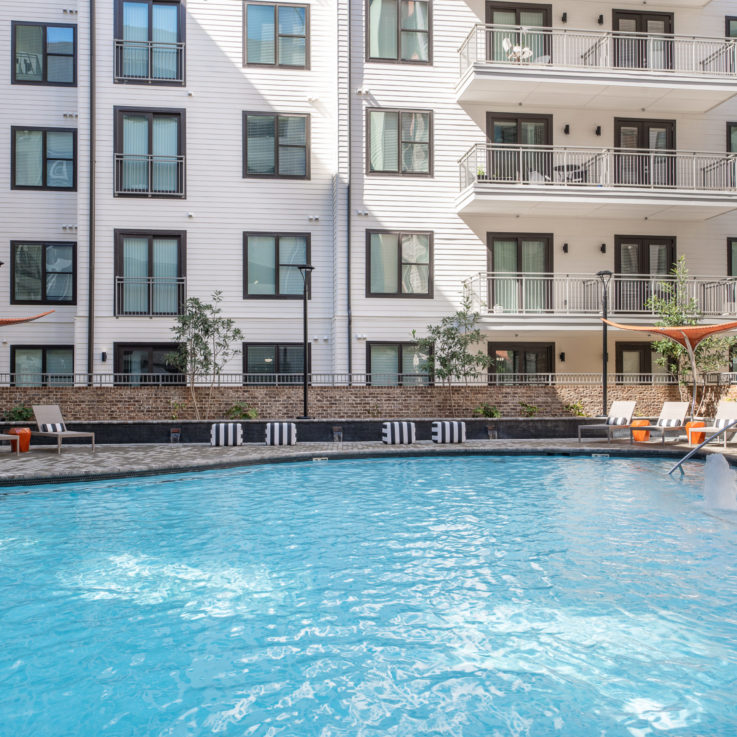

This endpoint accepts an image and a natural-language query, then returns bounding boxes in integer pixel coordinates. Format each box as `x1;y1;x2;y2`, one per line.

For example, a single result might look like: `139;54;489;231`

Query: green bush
4;405;33;422
472;402;501;418
564;402;586;417
226;403;259;420
519;402;538;418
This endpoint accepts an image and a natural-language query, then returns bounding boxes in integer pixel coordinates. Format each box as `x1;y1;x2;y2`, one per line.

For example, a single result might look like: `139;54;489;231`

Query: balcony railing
114;154;186;197
114;40;185;83
459;144;737;193
115;277;186;317
464;272;737;317
459;24;737;78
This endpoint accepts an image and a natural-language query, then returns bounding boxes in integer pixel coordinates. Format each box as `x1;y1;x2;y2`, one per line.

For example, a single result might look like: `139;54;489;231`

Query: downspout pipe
346;0;353;381
87;0;96;383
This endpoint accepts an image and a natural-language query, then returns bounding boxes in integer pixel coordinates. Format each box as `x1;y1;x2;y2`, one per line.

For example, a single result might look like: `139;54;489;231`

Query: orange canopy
601;319;737;350
0;310;54;327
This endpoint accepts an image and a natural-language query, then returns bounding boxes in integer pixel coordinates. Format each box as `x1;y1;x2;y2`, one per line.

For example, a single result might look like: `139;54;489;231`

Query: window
114;108;185;196
11;242;76;305
245;3;309;68
367;109;432;176
729;238;737;276
489;342;553;382
244;233;310;298
367;231;432;297
11;346;74;386
243;112;309;178
728;123;737;153
615;342;667;383
367;0;430;63
243;343;308;384
114;343;182;384
12;21;76;85
11;127;76;191
115;231;185;315
367;342;430;386
727;17;737;38
115;0;184;83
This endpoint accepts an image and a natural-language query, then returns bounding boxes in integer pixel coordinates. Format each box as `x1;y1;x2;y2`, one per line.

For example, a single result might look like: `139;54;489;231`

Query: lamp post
296;264;315;420
597;270;613;417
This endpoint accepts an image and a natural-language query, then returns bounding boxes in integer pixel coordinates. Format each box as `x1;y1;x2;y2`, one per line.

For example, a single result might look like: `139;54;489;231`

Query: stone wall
0;383;686;421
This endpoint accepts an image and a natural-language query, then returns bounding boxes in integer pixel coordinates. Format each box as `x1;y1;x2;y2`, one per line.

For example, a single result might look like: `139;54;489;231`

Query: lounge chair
628;402;689;445
690;400;737;448
0;432;20;456
577;401;636;443
31;405;95;454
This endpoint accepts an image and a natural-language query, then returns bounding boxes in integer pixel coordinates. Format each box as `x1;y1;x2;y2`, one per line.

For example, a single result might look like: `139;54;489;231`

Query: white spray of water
703;455;737;511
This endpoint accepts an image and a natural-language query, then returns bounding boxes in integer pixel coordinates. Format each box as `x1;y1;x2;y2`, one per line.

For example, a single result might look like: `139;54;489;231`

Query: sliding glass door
615;235;675;312
486;112;552;183
613;11;673;71
485;3;551;63
614;118;675;187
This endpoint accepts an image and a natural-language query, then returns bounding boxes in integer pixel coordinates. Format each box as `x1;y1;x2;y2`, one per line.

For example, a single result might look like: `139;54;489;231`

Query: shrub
4;405;33;422
226;403;259;420
564;402;586;417
519;402;538;418
473;402;501;418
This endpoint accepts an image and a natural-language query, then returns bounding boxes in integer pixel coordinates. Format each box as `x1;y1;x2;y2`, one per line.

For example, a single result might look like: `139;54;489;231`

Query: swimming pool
1;456;735;736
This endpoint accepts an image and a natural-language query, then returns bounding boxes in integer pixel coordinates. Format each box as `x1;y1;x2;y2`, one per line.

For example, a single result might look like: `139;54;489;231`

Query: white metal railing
464;272;737;317
114;277;186;317
114;154;186;197
114;40;185;83
459;24;737;78
459;143;737;193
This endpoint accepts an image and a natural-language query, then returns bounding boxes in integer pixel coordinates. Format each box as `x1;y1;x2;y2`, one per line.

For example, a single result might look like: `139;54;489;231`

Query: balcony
114;40;185;84
114;154;186;198
114;277;186;317
458;24;737;113
457;144;737;220
465;272;737;322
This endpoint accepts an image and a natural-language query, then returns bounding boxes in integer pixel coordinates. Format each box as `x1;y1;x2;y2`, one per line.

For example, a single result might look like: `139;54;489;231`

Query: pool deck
0;437;733;486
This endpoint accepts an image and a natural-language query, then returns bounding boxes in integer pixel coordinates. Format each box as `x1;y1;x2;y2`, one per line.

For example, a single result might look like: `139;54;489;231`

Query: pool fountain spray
703;455;737;511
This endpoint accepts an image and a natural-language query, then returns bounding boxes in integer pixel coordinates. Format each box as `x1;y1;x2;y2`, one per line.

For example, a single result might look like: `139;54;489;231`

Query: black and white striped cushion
607;416;628;426
210;423;243;447
432;421;466;444
40;423;65;433
714;418;737;429
382;421;415;445
265;422;297;446
657;418;681;427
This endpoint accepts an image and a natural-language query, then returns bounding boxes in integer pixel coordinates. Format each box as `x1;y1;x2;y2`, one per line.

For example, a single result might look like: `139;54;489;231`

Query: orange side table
631;419;651;442
686;421;706;446
7;427;31;453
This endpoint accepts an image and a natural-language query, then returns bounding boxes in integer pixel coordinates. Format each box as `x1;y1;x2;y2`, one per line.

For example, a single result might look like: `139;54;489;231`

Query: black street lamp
296;264;315;420
596;270;613;417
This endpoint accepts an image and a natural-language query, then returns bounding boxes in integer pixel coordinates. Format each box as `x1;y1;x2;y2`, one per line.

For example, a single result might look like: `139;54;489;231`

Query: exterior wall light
562;243;569;253
563;124;571;135
600;243;607;253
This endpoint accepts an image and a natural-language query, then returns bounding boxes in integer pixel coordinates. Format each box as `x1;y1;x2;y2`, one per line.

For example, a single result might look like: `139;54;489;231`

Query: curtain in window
152;116;178;192
14;245;43;301
370;233;399;293
152;3;179;79
122;348;149;384
14;348;43;386
369;0;398;59
46;245;73;301
278;116;306;176
279;345;304;376
488;10;516;62
247;4;275;63
370;344;399;386
401;234;429;294
247;345;277;381
278;6;306;66
521;240;547;311
247;236;277;294
400;1;428;61
369;111;398;172
153;238;179;314
730;125;737;154
123;1;149;78
401;112;429;173
619;243;640;274
15;130;43;187
401;345;428;385
47;26;75;83
519;10;547;61
247;115;276;174
648;243;669;275
46;348;73;385
279;237;306;295
123;237;149;313
123;114;149;191
493;239;518;311
15;25;43;81
46;131;74;188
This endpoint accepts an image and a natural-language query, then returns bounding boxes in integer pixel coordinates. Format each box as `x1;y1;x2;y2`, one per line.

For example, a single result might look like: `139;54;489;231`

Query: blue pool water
1;456;736;736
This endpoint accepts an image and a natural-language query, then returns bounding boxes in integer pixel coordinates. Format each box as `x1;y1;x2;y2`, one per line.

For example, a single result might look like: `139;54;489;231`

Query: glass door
121;0;181;80
614;118;675;187
485;3;551;63
615;236;675;312
613;11;673;70
486;113;552;183
489;342;554;383
488;234;552;312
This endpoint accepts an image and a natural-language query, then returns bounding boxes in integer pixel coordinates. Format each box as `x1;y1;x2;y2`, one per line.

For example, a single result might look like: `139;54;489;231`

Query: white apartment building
2;0;737;386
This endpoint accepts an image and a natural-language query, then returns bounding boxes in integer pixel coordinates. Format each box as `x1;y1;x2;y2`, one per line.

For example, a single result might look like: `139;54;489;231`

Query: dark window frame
366;341;433;386
728;122;737;153
10;344;74;386
113;342;183;384
244;1;311;69
10;240;77;306
366;107;434;177
488;341;555;377
113;106;186;198
11;126;77;191
242;111;311;179
486;231;554;272
243;232;311;299
614;234;677;274
365;0;433;65
485;2;552;26
11;20;77;86
615;342;653;374
728;237;737;276
485;111;554;145
243;341;311;384
726;16;737;37
114;0;186;86
365;229;433;298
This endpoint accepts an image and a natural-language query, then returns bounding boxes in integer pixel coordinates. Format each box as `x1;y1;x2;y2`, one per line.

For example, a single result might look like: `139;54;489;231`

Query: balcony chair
577;400;636;443
628;402;689;445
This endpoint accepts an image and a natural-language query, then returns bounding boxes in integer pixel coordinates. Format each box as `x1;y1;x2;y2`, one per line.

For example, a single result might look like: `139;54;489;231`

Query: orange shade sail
601;319;737;350
0;310;54;327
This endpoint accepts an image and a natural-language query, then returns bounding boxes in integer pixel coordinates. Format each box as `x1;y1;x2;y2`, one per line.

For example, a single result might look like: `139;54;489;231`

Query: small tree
412;296;492;415
167;291;244;419
646;257;735;414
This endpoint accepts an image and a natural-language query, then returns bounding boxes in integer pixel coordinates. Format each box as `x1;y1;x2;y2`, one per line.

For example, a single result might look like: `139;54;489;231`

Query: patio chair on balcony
577;400;636;443
628;402;689;445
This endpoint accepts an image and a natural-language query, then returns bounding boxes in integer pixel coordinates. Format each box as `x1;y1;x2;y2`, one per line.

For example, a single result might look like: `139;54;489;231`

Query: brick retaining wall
0;383;687;421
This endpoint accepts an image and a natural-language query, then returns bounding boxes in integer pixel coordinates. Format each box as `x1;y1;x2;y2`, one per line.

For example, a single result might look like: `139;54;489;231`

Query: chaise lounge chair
0;432;20;456
690;400;737;448
577;401;636;443
628;402;689;445
31;405;95;454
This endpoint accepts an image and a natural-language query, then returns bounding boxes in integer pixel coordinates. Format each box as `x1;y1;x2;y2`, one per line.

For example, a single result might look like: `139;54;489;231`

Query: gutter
346;0;353;380
87;0;96;382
